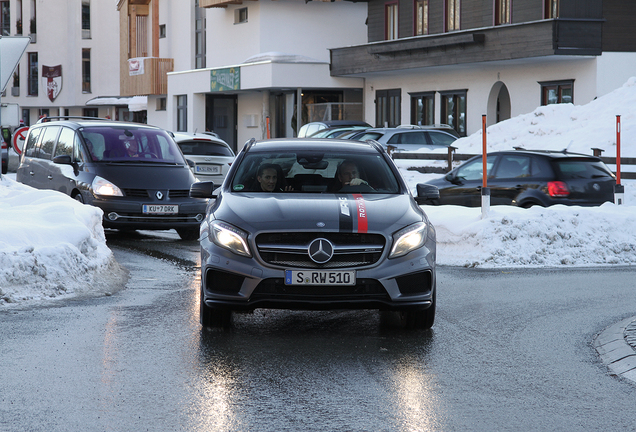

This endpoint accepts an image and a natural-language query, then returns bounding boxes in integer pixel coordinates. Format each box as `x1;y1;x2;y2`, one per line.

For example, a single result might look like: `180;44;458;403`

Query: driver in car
336;160;370;189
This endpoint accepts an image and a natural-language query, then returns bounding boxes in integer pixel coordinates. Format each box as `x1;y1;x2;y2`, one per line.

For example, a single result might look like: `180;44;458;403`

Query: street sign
12;125;28;155
1;36;31;92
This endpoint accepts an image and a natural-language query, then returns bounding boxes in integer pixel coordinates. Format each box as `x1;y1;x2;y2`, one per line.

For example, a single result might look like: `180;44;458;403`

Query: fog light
195;213;205;222
107;212;119;221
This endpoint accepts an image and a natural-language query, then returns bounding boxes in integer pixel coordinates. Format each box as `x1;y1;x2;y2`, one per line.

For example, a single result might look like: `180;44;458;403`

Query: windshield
79;126;186;164
231;151;401;194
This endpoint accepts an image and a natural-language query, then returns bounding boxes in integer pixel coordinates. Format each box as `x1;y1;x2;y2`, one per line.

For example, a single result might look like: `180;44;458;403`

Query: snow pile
426;202;636;268
450;77;636;157
0;177;126;305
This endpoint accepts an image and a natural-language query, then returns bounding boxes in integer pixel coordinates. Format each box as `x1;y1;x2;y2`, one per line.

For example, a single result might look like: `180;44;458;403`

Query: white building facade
2;0;122;127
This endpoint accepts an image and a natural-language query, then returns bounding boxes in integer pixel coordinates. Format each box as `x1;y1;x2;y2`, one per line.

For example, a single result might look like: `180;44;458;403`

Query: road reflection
193;309;444;431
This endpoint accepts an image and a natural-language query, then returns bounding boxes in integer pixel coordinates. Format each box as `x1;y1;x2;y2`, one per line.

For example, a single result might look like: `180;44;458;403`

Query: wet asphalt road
2;230;636;431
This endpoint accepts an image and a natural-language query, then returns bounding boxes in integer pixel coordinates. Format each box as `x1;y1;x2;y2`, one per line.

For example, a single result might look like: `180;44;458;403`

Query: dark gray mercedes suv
190;138;440;329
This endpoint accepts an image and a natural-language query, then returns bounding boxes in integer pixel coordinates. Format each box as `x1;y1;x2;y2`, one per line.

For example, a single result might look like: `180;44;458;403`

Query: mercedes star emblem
308;238;334;264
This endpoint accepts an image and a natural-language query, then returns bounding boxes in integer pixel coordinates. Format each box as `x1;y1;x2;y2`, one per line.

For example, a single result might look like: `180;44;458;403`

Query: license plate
285;270;356;286
142;204;179;214
195;165;221;174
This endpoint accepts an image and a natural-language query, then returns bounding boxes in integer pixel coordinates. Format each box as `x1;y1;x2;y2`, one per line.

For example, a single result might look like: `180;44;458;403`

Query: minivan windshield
79;126;186;164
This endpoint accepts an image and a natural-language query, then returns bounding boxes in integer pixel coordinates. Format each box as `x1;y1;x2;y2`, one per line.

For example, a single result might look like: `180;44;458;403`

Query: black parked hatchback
16;117;207;239
424;150;616;207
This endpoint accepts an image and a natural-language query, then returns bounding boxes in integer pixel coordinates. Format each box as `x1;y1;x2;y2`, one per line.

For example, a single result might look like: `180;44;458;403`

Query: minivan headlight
389;222;427;259
92;176;123;197
210;220;251;257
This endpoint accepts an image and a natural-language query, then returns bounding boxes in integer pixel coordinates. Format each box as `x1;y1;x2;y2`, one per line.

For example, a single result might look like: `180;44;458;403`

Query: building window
177;95;187;132
29;0;35;34
445;0;460;32
415;0;428;35
235;7;248;24
410;92;434;126
385;3;398;40
82;0;90;39
82;49;91;93
495;0;510;25
376;89;401;128
83;108;98;118
195;0;205;68
540;80;573;105
440;90;467;136
27;52;37;96
156;97;166;111
159;24;166;38
16;0;22;35
22;108;30;125
544;0;558;19
1;1;10;36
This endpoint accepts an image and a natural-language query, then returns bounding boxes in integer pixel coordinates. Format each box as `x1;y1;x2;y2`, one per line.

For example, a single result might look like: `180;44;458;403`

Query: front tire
200;288;232;328
403;292;436;329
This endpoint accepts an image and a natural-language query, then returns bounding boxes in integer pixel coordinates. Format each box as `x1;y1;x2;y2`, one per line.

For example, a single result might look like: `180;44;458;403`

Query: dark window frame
414;0;428;36
440;89;467;137
385;1;399;40
82;48;91;93
494;0;511;26
177;95;188;132
81;0;90;39
444;0;460;32
27;52;38;96
539;80;573;105
376;89;401;128
410;91;435;126
544;0;559;19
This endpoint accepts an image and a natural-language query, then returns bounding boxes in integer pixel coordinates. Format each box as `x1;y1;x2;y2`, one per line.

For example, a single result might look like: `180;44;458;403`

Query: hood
213;192;424;234
92;163;195;189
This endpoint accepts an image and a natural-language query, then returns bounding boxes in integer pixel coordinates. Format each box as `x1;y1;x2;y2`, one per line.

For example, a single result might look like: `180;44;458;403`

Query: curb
594;316;636;383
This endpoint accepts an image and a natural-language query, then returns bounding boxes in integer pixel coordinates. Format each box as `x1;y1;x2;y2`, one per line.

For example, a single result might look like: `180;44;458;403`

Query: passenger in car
255;163;293;192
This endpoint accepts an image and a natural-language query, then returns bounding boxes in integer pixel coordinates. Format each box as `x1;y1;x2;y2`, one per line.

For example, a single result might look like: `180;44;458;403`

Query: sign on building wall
42;65;62;102
128;58;145;76
211;67;240;92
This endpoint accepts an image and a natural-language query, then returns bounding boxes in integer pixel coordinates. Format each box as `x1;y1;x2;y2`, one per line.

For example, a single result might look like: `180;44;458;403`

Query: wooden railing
120;57;173;96
392;149;636;180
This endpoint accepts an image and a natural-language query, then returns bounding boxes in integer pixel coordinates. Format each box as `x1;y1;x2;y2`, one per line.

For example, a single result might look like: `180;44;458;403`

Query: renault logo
156;191;164;200
308;238;334;264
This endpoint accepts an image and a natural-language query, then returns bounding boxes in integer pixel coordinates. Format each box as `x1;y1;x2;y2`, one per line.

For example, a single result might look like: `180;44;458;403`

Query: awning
85;95;148;112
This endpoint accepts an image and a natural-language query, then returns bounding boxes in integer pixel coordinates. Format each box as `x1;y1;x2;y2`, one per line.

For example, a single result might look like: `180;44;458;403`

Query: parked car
297;120;371;138
348;125;459;153
308;125;369;139
189;138;440;329
16;117;207;240
171;132;235;184
424;150;616;207
1;137;7;174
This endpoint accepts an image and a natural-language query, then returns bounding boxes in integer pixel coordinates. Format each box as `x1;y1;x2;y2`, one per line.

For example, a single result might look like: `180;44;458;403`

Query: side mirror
53;155;73;165
415;183;440;205
190;181;216;199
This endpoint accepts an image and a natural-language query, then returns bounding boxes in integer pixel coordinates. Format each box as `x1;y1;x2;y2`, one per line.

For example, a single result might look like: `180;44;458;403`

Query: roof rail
244;137;257;152
513;147;594;157
396;124;454;130
35;116;111;124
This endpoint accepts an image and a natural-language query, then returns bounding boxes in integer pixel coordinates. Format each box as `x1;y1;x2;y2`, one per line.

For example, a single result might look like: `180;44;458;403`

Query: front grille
251;278;390;302
169;189;190;198
121;189;190;198
256;232;386;268
122;188;149;198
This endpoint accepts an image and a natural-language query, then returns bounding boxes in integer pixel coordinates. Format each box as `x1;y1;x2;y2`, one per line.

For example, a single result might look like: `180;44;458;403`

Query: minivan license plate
285;270;356;286
142;204;178;215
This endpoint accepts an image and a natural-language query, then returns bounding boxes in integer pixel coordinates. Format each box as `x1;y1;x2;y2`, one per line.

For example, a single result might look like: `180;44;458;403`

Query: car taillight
548;181;569;197
1;140;7;150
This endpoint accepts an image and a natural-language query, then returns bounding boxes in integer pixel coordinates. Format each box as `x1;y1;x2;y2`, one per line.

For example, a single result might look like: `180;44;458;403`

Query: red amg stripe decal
353;194;367;233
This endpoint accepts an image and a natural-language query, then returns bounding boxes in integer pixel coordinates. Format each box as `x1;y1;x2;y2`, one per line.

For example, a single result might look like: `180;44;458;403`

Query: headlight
389;222;427;259
92;176;123;197
210;220;251;257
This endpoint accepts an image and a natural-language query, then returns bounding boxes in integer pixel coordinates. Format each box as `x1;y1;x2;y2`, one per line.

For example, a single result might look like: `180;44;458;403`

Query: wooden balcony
120;57;173;96
199;0;255;8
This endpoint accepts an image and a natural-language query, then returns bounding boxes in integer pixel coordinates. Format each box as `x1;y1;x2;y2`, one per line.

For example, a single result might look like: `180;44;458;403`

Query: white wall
364;57;605;135
205;0;367;67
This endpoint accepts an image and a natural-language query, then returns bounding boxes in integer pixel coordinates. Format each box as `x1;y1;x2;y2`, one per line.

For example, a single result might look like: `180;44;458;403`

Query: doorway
206;94;237;152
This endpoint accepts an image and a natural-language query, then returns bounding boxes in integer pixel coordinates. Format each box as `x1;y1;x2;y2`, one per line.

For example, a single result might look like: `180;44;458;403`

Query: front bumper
200;235;436;312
